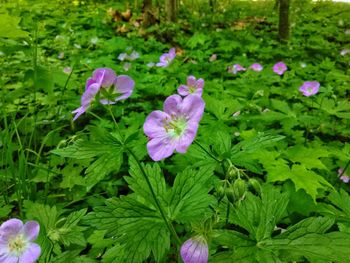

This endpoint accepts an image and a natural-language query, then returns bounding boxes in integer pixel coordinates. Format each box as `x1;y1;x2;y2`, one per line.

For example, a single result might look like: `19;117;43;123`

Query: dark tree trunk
278;0;290;42
166;0;176;22
142;0;153;27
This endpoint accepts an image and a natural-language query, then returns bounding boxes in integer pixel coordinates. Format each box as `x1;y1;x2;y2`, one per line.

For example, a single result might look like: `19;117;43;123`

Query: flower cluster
227;61;321;97
143;75;205;161
0;219;41;263
72;68;135;120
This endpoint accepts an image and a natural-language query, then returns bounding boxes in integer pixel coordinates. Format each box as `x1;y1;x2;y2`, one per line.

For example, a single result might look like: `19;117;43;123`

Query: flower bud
248;178;262;194
225;187;236;203
233;178;247;200
180;236;208;263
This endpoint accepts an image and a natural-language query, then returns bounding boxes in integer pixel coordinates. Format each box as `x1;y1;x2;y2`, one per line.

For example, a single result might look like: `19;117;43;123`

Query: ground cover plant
1;0;350;262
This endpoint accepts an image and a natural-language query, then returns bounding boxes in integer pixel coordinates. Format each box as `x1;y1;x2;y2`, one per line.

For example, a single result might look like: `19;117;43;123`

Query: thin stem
194;140;221;163
126;148;181;246
339;160;350;177
107;105;124;142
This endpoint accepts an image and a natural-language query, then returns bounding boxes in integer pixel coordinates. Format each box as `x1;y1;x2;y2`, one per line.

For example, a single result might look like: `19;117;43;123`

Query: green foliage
52;127;123;189
0;13;29;39
1;0;350;261
213;186;350;263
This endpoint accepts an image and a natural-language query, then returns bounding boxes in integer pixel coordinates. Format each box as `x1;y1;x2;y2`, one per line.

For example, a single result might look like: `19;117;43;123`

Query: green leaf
0;14;29;39
285;145;329;170
266;163;332;201
84;197;170;263
59;209;87;247
125;159;167;208
168;167;216;223
52;128;123;189
266;217;350;263
230;185;289;241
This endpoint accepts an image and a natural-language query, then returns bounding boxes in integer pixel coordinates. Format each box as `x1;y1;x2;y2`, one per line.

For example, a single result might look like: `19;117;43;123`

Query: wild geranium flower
0;219;41;263
178;76;204;97
72;68;135;120
156;48;176;67
338;168;350;183
180;236;208;263
143;94;205;161
273;62;287;75
228;64;246;74
249;63;263;72
299;81;320;97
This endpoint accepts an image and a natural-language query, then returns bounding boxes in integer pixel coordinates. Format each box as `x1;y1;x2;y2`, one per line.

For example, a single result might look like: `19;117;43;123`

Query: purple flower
228;64;246;74
273;62;287;75
156;48;176;67
178;76;204;97
180;236;208;263
0;219;41;263
249;63;263;72
299;81;320;97
143;94;205;161
72;68;135;120
338;168;350;183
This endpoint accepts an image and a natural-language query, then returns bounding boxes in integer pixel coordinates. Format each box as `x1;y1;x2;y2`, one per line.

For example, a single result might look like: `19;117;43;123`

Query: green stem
339;160;350;177
194;140;221;163
126;148;181;246
107;105;123;142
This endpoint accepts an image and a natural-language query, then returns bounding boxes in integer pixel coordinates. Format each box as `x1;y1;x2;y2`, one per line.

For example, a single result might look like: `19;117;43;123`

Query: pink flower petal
178;85;190;96
180;95;205;123
0;219;23;237
143;110;170;138
164;95;182;115
147;137;176;161
175;121;199;153
23;221;40;242
115;75;135;94
18;243;41;263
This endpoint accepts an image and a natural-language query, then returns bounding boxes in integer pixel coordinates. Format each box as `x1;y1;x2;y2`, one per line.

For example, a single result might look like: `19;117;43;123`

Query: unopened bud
233;178;247;200
225;187;235;203
216;181;226;199
249;178;261;194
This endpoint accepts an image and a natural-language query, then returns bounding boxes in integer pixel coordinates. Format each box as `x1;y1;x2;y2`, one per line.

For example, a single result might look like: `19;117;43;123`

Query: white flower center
8;234;28;255
163;116;187;138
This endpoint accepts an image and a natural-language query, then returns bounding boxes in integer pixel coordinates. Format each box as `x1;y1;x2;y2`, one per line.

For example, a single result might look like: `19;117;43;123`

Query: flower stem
194;140;221;163
106;105;124;142
339;160;350;177
126;148;182;247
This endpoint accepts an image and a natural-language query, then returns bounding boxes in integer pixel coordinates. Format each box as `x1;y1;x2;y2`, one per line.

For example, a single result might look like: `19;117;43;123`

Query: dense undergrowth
1;0;350;262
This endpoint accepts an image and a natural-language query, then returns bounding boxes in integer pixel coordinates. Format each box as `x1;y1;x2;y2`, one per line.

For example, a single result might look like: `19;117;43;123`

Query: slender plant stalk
107;107;181;246
193;140;221;163
126;148;182;246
